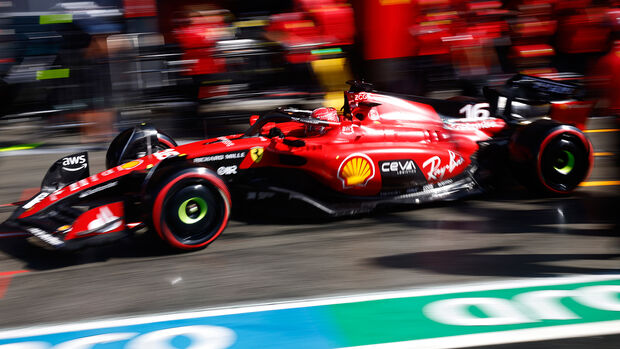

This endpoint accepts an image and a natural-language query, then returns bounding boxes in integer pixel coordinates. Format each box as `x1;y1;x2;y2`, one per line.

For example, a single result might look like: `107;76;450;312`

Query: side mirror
249;115;259;126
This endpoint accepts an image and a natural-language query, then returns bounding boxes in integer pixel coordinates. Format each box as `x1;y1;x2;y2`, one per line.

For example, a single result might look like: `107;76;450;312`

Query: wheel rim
162;182;225;244
540;134;588;193
178;197;207;224
553;150;575;175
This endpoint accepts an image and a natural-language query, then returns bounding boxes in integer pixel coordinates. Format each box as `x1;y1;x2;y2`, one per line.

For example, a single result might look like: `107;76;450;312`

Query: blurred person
76;33;116;143
173;5;231;100
507;0;558;75
297;0;355;47
46;1;123;143
265;11;322;88
563;2;620;117
358;0;512;96
265;0;355;106
354;0;419;93
554;4;612;75
589;40;620;117
431;1;510;96
408;1;459;94
302;0;355;105
265;1;354;84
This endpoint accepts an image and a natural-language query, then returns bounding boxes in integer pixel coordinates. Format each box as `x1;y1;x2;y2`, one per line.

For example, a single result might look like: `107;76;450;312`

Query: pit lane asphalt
0;118;617;344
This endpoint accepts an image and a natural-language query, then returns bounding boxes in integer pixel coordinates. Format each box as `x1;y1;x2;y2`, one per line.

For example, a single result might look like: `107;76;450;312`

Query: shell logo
338;153;375;188
120;159;143;170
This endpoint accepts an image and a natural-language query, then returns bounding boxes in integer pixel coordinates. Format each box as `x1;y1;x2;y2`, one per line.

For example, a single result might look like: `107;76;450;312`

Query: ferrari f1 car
1;75;593;251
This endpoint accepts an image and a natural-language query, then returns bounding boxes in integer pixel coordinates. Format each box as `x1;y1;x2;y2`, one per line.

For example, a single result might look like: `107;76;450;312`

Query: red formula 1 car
1;75;593;251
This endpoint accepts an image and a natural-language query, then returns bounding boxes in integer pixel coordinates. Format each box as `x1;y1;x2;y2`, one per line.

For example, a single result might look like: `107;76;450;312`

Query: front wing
2;200;135;250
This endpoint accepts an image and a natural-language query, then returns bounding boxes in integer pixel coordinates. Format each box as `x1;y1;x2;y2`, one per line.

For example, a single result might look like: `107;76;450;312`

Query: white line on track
0;274;618;340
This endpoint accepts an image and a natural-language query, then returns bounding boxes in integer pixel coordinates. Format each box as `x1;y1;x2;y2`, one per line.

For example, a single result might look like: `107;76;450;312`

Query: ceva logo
338;153;375;188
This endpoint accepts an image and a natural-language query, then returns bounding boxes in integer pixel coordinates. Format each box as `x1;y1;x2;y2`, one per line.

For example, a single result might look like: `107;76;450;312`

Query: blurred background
0;0;619;145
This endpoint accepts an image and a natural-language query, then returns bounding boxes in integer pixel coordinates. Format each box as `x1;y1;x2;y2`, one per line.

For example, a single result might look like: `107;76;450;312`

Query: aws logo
61;154;87;172
338;153;375;188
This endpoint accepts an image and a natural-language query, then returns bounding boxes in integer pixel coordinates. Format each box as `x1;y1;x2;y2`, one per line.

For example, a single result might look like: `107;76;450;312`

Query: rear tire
150;167;230;251
509;120;592;194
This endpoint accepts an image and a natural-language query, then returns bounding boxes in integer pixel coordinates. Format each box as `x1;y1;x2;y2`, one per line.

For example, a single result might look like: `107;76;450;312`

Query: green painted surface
311;48;343;55
39;14;73;25
36;69;70;80
327;279;620;347
0;143;41;152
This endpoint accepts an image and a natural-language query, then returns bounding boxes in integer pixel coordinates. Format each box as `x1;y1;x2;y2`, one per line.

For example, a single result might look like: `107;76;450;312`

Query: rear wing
486;74;584;105
484;74;590;128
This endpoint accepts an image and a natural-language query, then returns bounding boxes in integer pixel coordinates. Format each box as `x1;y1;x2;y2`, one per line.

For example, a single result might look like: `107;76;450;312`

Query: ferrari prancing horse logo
338;153;375;188
250;147;264;163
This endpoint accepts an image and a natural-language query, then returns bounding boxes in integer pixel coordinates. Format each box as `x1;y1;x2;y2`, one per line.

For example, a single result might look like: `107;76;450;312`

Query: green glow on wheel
554;150;575;175
178;197;207;224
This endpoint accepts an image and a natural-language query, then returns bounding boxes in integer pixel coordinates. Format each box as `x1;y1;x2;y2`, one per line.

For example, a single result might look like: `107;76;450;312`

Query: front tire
151;167;231;251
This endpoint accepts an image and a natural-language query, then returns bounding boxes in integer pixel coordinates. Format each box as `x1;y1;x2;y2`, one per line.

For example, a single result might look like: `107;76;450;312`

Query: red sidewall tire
152;169;230;250
510;121;593;194
536;127;593;194
156;132;177;149
106;127;178;169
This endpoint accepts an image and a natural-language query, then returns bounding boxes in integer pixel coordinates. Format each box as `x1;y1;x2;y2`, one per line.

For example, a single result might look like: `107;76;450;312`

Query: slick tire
106;127;177;169
151;167;231;251
509;120;592;194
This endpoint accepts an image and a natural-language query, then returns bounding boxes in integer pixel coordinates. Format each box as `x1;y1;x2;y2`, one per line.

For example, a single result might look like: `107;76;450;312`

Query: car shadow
0;231;185;271
370;246;620;277
371;189;620;238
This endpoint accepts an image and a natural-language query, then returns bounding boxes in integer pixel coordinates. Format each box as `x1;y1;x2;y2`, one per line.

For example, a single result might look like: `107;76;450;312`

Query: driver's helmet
307;107;339;135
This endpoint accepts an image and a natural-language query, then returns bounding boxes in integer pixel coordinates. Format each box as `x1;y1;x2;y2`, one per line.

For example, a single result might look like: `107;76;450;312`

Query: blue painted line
0;307;342;348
